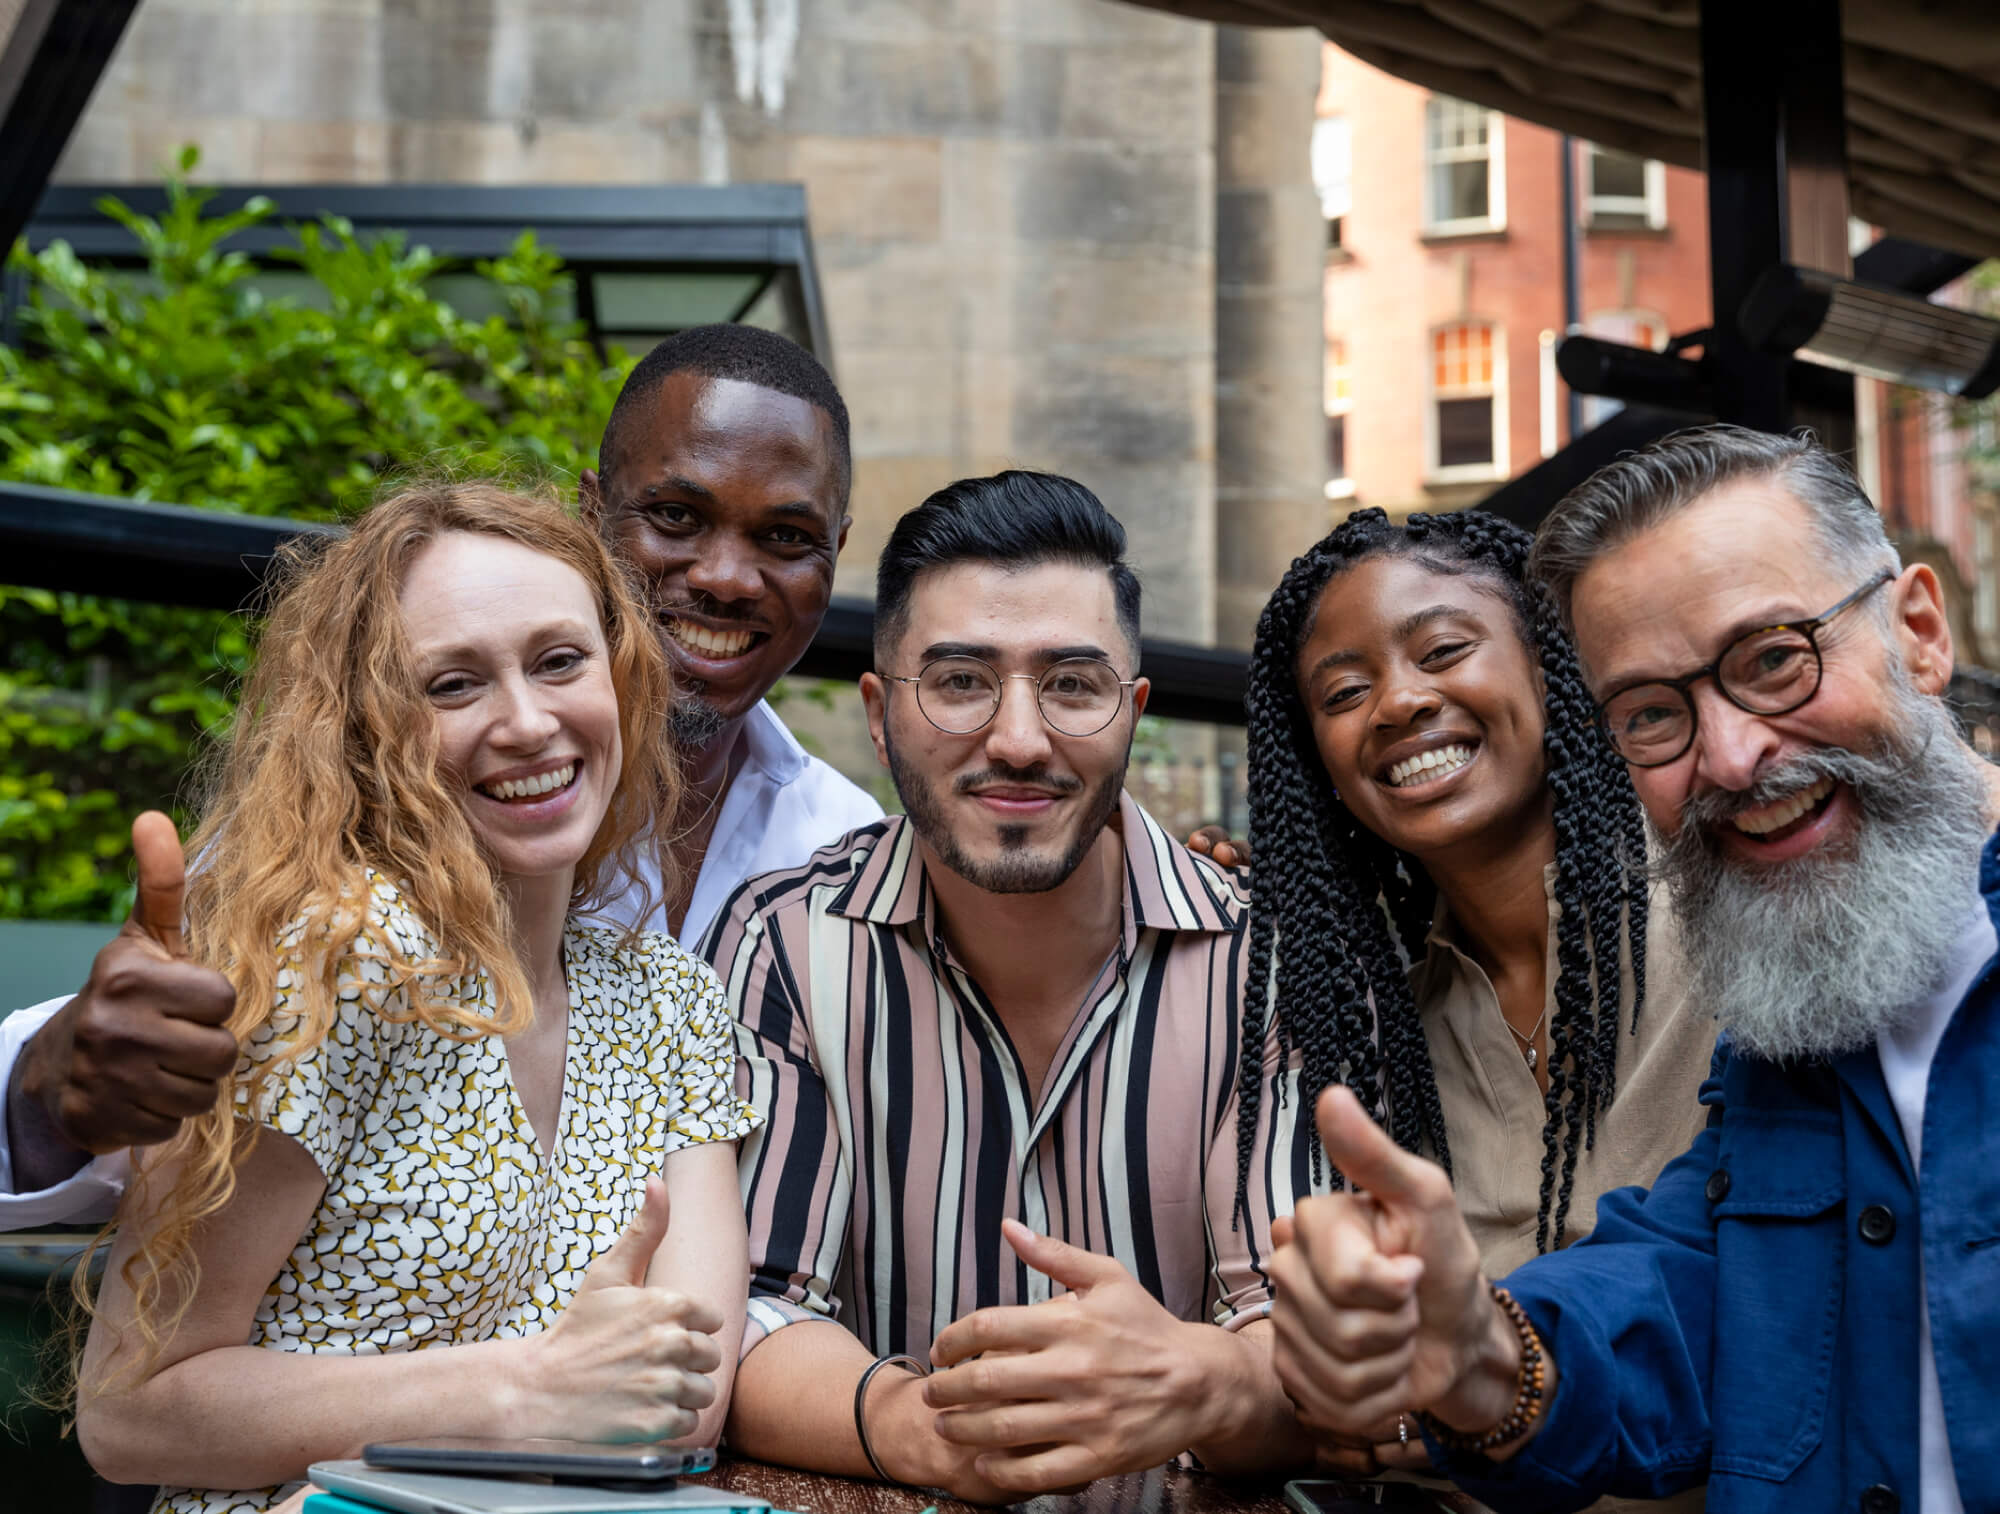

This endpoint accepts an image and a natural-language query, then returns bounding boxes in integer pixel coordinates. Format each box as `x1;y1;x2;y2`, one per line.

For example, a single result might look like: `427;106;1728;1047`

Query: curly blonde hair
82;477;679;1382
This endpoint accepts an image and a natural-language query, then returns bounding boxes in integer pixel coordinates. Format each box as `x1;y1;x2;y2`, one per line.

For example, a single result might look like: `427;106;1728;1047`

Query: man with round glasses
1259;425;2000;1514
704;470;1314;1499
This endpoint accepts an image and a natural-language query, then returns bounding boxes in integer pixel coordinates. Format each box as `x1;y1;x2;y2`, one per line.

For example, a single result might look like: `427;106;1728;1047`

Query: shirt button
1858;1205;1896;1245
1704;1169;1731;1203
1861;1483;1900;1514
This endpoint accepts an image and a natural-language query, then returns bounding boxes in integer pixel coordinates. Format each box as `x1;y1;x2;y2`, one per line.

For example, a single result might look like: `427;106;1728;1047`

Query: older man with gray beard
1255;426;2000;1514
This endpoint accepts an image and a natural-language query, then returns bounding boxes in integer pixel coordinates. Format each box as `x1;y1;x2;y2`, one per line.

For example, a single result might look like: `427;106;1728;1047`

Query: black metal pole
1559;134;1583;440
1697;0;1793;432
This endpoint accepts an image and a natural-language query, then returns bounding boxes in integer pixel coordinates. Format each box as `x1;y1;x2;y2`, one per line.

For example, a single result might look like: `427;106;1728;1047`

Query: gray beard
668;695;729;751
1652;681;1991;1063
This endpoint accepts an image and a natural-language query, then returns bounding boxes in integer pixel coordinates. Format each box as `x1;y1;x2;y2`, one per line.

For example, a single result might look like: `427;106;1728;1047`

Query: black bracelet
1415;1283;1550;1454
853;1353;927;1481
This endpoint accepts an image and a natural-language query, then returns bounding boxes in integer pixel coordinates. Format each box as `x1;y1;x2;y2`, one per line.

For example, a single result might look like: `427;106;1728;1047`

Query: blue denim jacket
1447;831;2000;1514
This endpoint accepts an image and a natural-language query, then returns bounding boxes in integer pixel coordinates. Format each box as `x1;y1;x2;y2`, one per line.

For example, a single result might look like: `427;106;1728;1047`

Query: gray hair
1529;424;1901;628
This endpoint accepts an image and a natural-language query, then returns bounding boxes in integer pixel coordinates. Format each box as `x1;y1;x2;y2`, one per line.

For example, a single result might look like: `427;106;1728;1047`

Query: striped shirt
703;792;1310;1359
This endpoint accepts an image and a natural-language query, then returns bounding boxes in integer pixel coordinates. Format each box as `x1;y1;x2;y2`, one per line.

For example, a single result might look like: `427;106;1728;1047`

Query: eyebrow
633;477;827;525
920;641;1112;667
1304;604;1473;678
415;618;598;667
1600;601;1816;688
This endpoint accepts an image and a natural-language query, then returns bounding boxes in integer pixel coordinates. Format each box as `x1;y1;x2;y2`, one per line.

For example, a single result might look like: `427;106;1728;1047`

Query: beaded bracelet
853;1353;928;1481
1415;1283;1549;1453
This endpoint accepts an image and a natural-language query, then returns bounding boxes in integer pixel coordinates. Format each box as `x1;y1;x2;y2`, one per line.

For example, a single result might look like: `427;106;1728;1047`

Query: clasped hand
1267;1086;1527;1458
917;1219;1220;1497
518;1178;724;1443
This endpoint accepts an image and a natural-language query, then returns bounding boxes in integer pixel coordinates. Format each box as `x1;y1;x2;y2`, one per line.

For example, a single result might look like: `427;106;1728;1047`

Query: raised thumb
130;811;190;960
582;1176;671;1291
1315;1085;1432;1207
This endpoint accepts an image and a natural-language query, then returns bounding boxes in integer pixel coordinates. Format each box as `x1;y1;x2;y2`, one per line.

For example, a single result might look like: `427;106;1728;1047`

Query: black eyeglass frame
1596;569;1897;768
880;655;1141;738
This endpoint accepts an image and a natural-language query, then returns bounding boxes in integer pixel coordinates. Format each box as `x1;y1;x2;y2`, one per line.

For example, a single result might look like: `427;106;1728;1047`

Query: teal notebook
306;1498;395;1514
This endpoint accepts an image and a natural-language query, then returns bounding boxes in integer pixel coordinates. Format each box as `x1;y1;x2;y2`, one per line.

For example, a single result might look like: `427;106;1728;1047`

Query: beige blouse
1413;865;1715;1512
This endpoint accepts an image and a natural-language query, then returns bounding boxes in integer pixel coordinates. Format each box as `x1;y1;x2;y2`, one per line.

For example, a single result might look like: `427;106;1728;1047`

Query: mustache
953;764;1084;797
1676;740;1911;831
656;593;767;629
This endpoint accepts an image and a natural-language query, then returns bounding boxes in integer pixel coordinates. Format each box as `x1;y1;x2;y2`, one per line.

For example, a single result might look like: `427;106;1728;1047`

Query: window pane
1313;116;1352;221
1436;161;1490;224
1327;413;1348;480
1590;148;1648;202
1436;396;1494;468
590;271;767;331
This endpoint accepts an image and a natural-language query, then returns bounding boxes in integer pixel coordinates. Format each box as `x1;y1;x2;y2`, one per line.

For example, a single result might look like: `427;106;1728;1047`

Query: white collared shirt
0;699;883;1230
1875;902;1996;1514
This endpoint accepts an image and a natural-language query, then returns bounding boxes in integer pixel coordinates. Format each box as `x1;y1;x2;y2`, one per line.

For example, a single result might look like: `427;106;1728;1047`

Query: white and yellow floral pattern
155;879;760;1514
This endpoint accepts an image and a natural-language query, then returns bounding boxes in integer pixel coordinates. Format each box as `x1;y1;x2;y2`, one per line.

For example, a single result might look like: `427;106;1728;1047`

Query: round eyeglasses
882;656;1138;738
1597;569;1895;767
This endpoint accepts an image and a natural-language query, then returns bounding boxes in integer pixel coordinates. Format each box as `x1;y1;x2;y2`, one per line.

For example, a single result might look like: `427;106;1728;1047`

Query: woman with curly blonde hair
74;479;761;1513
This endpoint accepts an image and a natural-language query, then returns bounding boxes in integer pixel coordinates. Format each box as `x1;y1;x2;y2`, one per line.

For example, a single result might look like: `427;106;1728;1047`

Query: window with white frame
1429;321;1505;479
1313;115;1352;252
1325;337;1353;498
1580;310;1668;428
1424;97;1504;234
1583;145;1666;231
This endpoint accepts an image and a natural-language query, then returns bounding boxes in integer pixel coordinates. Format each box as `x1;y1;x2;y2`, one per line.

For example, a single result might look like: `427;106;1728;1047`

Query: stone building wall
56;0;1227;641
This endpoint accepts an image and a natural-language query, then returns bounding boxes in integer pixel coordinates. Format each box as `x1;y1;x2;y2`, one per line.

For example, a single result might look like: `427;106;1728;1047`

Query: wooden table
692;1458;1295;1514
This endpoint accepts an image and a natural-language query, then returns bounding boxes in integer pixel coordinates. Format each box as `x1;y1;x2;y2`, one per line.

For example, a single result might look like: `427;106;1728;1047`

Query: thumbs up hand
519;1178;727;1444
1269;1086;1534;1452
9;813;239;1184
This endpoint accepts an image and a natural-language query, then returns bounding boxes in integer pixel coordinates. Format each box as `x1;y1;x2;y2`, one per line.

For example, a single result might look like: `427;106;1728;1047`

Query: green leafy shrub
1;154;635;919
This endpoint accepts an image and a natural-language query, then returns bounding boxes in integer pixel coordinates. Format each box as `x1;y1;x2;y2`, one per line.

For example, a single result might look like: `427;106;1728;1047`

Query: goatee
886;733;1127;896
1653;677;1991;1063
668;695;729;752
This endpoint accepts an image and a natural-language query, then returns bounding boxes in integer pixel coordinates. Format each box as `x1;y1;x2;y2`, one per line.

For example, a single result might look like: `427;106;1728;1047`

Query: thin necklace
1504;1005;1549;1070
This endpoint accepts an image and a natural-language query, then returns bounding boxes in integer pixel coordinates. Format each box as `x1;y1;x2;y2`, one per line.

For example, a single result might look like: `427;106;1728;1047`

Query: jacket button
1861;1484;1900;1514
1858;1205;1896;1245
1704;1169;1731;1203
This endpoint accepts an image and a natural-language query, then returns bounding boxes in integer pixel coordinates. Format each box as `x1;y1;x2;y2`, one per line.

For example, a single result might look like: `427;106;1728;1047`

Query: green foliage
1;157;636;919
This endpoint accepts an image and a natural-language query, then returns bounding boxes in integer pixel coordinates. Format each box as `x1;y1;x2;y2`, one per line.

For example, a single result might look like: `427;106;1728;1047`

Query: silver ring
1398;1414;1409;1446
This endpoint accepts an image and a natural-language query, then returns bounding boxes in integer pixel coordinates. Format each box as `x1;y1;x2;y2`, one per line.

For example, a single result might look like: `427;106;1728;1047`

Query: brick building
1313;41;1712;518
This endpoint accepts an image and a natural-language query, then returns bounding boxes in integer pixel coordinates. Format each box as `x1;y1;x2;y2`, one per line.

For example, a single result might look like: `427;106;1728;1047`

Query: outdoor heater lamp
1740;264;2000;399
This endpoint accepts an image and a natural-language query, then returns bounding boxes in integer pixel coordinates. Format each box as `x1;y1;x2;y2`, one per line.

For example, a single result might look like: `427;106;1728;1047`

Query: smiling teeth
669;620;756;657
1731;775;1834;835
482;763;575;801
1387;744;1475;788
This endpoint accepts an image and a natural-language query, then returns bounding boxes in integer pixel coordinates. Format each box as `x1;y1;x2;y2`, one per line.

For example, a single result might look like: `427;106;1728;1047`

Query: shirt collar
737;698;810;788
827;791;1244;948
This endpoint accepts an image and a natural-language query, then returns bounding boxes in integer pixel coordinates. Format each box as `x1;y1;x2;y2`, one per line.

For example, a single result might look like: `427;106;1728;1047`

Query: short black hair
874;471;1142;659
597;324;852;503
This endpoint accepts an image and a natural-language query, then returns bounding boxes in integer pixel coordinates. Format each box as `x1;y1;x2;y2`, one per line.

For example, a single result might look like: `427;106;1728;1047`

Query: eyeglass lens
1601;627;1823;764
915;657;1125;737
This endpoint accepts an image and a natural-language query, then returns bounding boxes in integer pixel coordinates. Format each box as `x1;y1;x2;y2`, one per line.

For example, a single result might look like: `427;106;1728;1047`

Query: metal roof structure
1127;0;2000;259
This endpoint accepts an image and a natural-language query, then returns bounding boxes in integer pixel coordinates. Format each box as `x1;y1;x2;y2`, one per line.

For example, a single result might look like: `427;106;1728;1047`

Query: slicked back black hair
597;324;852;503
874;471;1142;661
1233;507;1649;1254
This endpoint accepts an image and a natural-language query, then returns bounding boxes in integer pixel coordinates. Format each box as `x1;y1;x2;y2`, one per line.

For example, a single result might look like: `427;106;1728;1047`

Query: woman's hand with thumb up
510;1178;726;1444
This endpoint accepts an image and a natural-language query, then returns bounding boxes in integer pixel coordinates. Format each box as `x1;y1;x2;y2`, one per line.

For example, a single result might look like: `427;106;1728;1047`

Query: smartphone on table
363;1437;717;1484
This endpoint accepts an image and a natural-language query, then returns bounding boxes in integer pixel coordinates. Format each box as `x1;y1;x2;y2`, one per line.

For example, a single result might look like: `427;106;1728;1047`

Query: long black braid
1232;508;1649;1254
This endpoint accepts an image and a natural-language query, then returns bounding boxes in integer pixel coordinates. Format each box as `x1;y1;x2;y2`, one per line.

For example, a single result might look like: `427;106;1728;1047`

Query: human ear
1891;563;1954;696
860;672;891;769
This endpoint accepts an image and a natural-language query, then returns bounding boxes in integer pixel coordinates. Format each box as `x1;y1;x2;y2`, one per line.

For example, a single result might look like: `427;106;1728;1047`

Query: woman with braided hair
1237;507;1714;1499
